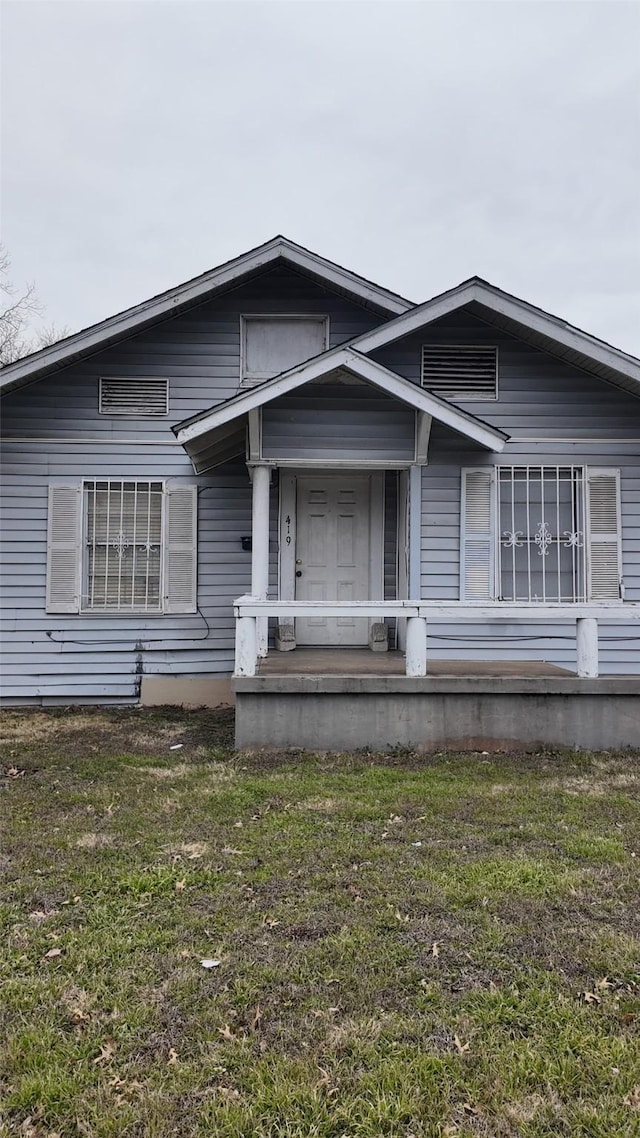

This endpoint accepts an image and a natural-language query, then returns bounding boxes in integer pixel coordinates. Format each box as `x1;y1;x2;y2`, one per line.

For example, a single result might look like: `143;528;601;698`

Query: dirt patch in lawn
74;832;114;850
0;706;235;764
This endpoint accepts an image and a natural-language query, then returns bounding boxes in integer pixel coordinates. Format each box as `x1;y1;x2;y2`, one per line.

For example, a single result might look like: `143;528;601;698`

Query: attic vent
99;377;169;417
421;345;497;400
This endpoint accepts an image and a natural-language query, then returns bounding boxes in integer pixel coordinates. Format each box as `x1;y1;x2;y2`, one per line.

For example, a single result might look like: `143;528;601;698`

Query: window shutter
46;484;82;613
461;468;495;600
164;484;197;613
587;469;622;600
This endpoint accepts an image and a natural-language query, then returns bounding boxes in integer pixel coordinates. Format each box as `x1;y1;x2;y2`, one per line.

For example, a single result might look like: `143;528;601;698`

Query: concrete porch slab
257;649;573;679
234;659;640;750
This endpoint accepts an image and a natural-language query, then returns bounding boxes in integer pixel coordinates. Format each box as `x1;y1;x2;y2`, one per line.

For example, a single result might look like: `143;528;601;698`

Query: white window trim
495;465;589;604
421;344;499;401
80;478;166;614
46;478;199;617
460;464;624;604
98;376;170;417
240;314;330;384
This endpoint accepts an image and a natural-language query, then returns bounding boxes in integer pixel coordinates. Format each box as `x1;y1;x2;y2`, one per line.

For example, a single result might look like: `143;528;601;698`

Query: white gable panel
243;317;327;382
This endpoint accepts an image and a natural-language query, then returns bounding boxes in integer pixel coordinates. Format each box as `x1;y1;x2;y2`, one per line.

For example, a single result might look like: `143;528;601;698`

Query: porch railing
233;596;640;680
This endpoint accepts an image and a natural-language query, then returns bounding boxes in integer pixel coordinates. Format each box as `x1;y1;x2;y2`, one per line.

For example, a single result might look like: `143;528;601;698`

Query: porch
257;648;571;678
172;344;640;748
233;598;637;679
232;599;640;751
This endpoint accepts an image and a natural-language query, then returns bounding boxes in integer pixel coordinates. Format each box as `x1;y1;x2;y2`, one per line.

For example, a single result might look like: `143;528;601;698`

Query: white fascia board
353;281;640;388
471;287;640;385
274;245;412;314
352;283;479;353
346;351;507;450
176;346;507;452
0;238;412;394
0;241;285;390
176;347;354;443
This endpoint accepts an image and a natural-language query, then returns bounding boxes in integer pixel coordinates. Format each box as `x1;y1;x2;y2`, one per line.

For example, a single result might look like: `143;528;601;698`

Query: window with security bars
461;466;622;603
498;467;586;602
421;345;498;400
84;480;163;610
46;480;197;615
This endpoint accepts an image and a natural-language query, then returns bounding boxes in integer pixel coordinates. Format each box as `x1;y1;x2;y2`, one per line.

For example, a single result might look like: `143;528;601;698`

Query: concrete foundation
233;675;640;751
141;676;234;709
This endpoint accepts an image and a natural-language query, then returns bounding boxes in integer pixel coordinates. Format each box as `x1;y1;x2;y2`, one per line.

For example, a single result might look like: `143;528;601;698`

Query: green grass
1;706;639;1137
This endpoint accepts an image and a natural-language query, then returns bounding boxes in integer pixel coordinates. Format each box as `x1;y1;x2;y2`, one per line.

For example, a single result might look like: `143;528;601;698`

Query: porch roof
173;346;508;468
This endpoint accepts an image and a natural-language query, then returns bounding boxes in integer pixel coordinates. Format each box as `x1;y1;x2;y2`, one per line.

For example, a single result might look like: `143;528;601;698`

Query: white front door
295;474;373;646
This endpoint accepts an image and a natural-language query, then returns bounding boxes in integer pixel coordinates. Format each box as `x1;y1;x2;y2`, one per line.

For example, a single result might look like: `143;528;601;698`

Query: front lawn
1;708;638;1137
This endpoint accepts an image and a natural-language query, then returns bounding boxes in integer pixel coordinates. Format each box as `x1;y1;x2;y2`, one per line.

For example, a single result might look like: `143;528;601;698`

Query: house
2;236;640;750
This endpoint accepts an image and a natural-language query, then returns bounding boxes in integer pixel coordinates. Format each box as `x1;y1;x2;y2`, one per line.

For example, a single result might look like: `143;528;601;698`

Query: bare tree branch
0;245;68;365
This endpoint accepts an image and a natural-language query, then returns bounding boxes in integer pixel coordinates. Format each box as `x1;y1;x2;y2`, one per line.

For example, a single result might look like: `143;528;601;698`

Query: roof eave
0;237;414;394
352;279;640;393
174;347;508;453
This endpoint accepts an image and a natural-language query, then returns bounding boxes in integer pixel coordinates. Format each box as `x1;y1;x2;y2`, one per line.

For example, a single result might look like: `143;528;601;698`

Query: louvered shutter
460;469;495;600
164;484;197;613
46;484;82;613
587;469;622;600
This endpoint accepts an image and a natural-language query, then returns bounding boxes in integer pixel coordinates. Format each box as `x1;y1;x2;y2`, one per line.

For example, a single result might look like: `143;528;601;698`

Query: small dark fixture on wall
241;536;252;551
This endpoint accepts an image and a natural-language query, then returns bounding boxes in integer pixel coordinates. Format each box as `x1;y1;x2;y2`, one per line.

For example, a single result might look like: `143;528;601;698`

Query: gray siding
420;428;640;674
2;266;381;440
0;447;252;700
0;269;380;702
373;309;640;437
3;284;640;699
371;307;640;675
262;380;415;461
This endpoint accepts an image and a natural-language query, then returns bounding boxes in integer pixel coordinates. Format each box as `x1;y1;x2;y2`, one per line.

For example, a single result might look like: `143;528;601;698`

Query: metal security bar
498;466;586;603
84;480;163;610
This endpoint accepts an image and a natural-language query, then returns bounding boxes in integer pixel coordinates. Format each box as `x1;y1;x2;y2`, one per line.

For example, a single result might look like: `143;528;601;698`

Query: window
85;480;163;610
497;467;586;602
421;345;498;400
99;377;169;416
241;316;328;384
461;466;622;603
45;480;197;614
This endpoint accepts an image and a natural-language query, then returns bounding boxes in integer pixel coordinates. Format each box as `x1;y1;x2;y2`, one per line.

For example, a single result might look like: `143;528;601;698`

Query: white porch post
576;617;599;678
251;463;271;658
235;615;257;677
406;616;427;676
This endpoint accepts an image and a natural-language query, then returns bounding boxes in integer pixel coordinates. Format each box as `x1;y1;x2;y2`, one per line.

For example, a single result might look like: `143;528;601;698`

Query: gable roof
3;245;639;405
353;277;640;398
174;345;508;468
0;236;413;396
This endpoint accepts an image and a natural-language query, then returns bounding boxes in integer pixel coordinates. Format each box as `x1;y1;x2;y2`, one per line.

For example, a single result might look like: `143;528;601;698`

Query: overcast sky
2;1;639;353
